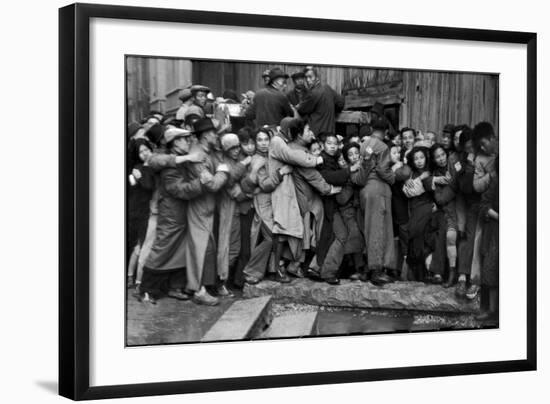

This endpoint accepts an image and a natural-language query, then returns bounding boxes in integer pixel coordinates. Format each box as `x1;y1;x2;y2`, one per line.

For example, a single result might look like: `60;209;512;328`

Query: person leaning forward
138;128;203;304
245;67;294;128
185;118;231;306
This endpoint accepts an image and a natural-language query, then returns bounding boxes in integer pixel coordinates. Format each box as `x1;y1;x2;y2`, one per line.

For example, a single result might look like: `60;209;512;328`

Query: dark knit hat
443;123;455;134
193;118;217;134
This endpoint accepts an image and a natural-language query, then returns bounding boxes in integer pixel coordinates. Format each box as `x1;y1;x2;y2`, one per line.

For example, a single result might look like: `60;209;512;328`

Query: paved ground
126;291;239;346
126;285;496;346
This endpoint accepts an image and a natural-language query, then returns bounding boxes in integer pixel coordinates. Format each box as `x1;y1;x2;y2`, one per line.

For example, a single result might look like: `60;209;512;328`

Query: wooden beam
336;110;369;124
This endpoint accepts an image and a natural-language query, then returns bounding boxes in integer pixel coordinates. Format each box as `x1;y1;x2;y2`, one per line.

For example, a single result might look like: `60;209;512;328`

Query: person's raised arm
162;168;203;200
193;161;229;193
270;136;319;168
295;167;338;196
146;152;176;171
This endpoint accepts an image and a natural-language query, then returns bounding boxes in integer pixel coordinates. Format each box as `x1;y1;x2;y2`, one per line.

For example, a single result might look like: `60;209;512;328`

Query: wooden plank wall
127;58;499;135
400;70;499;134
192;60;346;95
341;68;403;94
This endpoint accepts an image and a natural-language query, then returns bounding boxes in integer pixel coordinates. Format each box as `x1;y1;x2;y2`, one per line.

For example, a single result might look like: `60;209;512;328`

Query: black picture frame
59;3;537;400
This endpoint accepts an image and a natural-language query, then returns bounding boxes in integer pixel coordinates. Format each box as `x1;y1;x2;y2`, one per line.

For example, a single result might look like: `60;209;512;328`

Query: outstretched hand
330;185;342;195
279;165;293;176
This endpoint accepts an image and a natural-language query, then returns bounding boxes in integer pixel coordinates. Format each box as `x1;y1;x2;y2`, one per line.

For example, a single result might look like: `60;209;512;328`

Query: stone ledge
243;279;480;314
201;296;273;342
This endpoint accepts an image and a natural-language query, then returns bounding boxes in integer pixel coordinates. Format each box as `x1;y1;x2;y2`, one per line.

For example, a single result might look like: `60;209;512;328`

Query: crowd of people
127;66;499;321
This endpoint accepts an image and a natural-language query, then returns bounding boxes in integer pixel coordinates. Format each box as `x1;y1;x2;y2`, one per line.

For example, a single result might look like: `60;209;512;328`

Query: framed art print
59;3;537;400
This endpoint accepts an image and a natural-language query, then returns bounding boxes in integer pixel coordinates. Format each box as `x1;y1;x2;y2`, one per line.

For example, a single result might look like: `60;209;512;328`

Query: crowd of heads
126;64;499;317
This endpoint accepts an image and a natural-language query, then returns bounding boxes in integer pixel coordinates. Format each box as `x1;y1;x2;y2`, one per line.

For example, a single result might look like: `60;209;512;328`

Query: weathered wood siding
127;57;498;134
400;71;499;134
193;60;345;94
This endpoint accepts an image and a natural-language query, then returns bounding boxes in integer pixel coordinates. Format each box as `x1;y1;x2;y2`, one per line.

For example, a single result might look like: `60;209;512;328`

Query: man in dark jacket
297;66;345;136
245;67;294;128
286;70;307;107
139;128;204;304
313;133;360;284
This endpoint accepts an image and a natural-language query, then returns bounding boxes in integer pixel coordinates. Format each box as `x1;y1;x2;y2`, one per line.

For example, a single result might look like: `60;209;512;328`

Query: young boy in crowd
232;128;257;287
313;133;361;284
309;140;323;157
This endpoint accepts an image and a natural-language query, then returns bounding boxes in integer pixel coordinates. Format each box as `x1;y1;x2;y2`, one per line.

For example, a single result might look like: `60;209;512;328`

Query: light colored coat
267;134;318;240
144;159;203;271
216;157;248;280
352;137;396;269
185;143;229;291
241;153;278;250
287;141;332;252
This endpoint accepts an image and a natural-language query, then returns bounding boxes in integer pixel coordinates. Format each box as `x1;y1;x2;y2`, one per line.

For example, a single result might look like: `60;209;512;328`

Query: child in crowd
403;146;435;282
388;141;412;280
428;144;458;286
127;139;156;287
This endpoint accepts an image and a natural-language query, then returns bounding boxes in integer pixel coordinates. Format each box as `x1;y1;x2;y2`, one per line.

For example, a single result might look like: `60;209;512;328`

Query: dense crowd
127;66;499;321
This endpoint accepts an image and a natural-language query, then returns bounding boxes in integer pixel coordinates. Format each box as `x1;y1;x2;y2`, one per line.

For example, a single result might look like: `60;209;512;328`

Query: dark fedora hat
269;67;289;83
193;117;217;134
371;102;385;117
291;71;306;80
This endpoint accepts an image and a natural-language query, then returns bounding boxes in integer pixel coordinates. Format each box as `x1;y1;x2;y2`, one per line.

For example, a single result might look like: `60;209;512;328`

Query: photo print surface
125;56;499;346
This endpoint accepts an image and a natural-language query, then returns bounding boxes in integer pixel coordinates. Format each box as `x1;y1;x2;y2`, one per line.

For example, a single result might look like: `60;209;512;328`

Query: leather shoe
192;290;220;306
306;268;323;281
286;262;305;278
244;276;261;285
275;266;291;283
370;270;392;286
217;284;235;298
167;289;190;300
324;277;340;285
431;274;443;285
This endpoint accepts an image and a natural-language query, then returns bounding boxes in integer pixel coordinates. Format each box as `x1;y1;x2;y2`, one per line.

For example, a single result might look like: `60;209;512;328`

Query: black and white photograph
125;56;500;346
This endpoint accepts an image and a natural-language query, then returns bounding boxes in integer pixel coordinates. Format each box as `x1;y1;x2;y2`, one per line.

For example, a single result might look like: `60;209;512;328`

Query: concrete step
243;279;480;314
258;311;318;339
201;296;273;342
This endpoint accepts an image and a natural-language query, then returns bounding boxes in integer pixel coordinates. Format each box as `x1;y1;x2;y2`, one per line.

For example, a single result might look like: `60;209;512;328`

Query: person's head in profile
268;67;289;92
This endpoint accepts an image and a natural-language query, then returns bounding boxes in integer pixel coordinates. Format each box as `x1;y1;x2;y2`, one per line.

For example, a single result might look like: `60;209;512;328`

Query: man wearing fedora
297;66;345;136
185;118;232;306
183;84;211;120
138;127;204;304
175;87;194;120
286;70;308;108
245;67;294;128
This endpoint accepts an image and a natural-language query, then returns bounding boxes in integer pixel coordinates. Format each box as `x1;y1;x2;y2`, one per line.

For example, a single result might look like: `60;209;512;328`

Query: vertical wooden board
449;75;462;125
472;74;482;126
